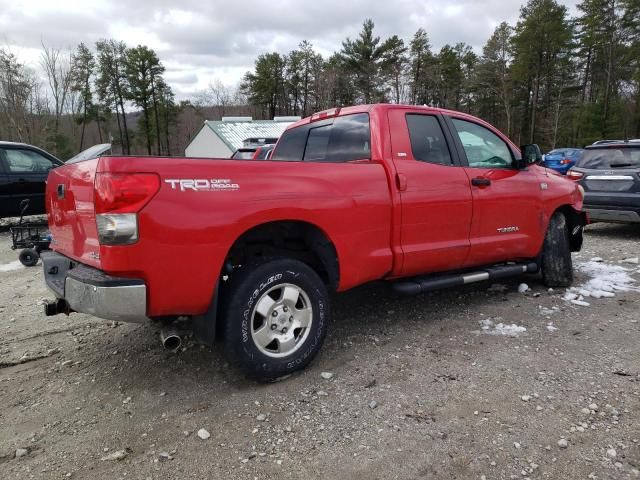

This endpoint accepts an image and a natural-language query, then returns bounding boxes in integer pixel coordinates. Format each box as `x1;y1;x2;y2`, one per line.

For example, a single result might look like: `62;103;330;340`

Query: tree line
241;0;640;149
1;40;177;158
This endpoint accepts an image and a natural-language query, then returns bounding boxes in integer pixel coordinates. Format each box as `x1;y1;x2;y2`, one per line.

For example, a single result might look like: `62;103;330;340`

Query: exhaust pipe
160;327;182;351
44;298;72;316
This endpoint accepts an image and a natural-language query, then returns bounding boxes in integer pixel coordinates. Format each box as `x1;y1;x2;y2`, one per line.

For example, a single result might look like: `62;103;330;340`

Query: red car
42;104;586;380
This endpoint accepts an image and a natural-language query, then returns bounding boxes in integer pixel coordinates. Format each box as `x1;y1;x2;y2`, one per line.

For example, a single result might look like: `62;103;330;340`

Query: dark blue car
543;148;584;174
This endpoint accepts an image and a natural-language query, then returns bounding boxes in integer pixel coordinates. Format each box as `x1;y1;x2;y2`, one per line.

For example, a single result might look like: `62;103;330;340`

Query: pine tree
70;43;95;150
339;19;393;103
96;39;131;154
125;45;165;154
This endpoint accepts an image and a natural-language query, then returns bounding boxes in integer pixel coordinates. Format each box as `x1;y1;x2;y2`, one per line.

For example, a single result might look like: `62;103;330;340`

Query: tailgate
46;158;101;268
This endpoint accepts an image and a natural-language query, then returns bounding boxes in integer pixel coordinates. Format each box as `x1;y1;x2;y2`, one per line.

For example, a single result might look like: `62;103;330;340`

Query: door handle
396;173;407;191
471;177;491;187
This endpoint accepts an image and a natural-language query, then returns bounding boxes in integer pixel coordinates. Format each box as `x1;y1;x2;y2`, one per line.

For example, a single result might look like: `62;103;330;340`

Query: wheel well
555;205;586;252
224;221;339;290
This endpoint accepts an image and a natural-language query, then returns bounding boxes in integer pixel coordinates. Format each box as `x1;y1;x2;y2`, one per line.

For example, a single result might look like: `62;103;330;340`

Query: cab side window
406;114;453;165
451;118;513;169
3;149;54;173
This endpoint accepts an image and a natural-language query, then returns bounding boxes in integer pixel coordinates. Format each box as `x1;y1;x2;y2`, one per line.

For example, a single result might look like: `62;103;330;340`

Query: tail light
311;108;340;122
94;173;160;245
560;158;572;165
567;170;584;180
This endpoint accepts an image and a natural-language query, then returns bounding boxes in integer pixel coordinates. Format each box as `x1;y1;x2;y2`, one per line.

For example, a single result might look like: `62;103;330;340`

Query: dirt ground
1;222;639;480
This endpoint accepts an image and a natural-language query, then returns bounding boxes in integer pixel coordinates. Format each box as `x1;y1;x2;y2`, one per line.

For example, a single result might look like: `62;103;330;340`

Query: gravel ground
1;223;639;480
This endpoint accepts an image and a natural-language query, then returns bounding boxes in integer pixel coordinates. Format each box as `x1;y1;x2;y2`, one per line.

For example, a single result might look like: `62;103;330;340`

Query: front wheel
541;212;573;287
222;258;330;381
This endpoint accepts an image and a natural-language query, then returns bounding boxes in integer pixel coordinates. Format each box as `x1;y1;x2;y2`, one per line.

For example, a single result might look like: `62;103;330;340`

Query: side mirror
519;144;543;168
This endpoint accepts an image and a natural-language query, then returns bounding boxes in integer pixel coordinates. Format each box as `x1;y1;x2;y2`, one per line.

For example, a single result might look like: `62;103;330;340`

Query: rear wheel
19;248;39;267
541;212;573;287
222;258;329;381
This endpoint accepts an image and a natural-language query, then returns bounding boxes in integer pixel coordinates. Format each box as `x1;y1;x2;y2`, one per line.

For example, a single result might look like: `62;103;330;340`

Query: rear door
388;108;472;276
270;112;394;286
1;146;57;215
445;116;543;267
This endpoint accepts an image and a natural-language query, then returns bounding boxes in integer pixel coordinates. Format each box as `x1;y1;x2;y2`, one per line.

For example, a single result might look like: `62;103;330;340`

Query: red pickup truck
42;104;586;380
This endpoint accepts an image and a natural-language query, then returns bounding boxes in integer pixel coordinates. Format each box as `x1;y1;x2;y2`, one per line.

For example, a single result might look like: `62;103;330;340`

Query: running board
392;262;539;296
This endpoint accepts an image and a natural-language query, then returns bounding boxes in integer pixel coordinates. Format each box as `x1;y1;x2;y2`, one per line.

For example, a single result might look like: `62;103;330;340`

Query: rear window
547;149;582;157
576;147;640;169
406;114;453;165
272;113;370;162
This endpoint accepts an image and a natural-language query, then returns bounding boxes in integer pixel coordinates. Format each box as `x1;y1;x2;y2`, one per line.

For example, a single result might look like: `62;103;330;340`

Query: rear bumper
41;251;148;323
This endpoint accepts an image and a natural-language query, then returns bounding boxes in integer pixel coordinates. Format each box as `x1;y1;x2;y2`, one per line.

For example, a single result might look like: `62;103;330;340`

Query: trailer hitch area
44;298;73;317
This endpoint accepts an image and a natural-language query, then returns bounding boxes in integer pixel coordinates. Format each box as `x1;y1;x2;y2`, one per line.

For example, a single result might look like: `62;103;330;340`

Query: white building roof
203;118;300;151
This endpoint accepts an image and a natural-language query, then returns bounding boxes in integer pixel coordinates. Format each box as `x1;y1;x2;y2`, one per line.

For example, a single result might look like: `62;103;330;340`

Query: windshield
67;143;112;164
576;147;640;169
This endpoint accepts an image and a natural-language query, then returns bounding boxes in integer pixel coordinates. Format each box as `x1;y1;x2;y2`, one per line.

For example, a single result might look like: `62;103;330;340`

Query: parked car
543;148;583;174
252;144;275;160
567;142;640;223
0;142;63;218
41;104;586;381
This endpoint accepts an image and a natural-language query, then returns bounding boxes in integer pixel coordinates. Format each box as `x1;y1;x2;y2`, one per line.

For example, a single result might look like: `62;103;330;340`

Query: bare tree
194;79;233;118
40;41;73;135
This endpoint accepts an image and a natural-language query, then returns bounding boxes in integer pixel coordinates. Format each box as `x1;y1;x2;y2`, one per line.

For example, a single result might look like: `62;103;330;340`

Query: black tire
222;258;329;381
541;212;573;287
19;248;39;267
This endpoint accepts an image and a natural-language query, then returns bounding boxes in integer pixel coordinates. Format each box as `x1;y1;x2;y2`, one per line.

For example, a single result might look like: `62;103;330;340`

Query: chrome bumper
41;251;148;323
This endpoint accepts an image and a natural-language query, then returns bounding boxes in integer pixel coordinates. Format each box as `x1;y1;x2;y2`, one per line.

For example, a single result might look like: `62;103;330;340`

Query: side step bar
392;262;539;296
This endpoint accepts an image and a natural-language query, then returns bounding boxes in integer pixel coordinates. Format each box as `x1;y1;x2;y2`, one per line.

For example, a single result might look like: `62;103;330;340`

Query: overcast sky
0;0;580;100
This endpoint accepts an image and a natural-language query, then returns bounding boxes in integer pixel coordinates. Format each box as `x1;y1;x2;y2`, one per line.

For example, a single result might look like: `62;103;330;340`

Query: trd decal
164;179;240;192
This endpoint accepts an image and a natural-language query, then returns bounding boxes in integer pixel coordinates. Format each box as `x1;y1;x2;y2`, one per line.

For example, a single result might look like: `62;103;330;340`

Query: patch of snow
590;257;603;262
517;283;529;293
0;260;24;273
621;257;639;265
546;323;558;332
538;306;559;316
571;299;590;307
479;318;526;337
563;261;639;307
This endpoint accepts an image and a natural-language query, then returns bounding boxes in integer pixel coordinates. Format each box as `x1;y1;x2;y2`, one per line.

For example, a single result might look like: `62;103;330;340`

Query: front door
1;147;56;216
388;109;473;277
0;155;10;218
445;116;543;267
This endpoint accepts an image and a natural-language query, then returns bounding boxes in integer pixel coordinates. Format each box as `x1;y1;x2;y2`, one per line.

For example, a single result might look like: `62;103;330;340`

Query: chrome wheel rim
250;283;313;358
